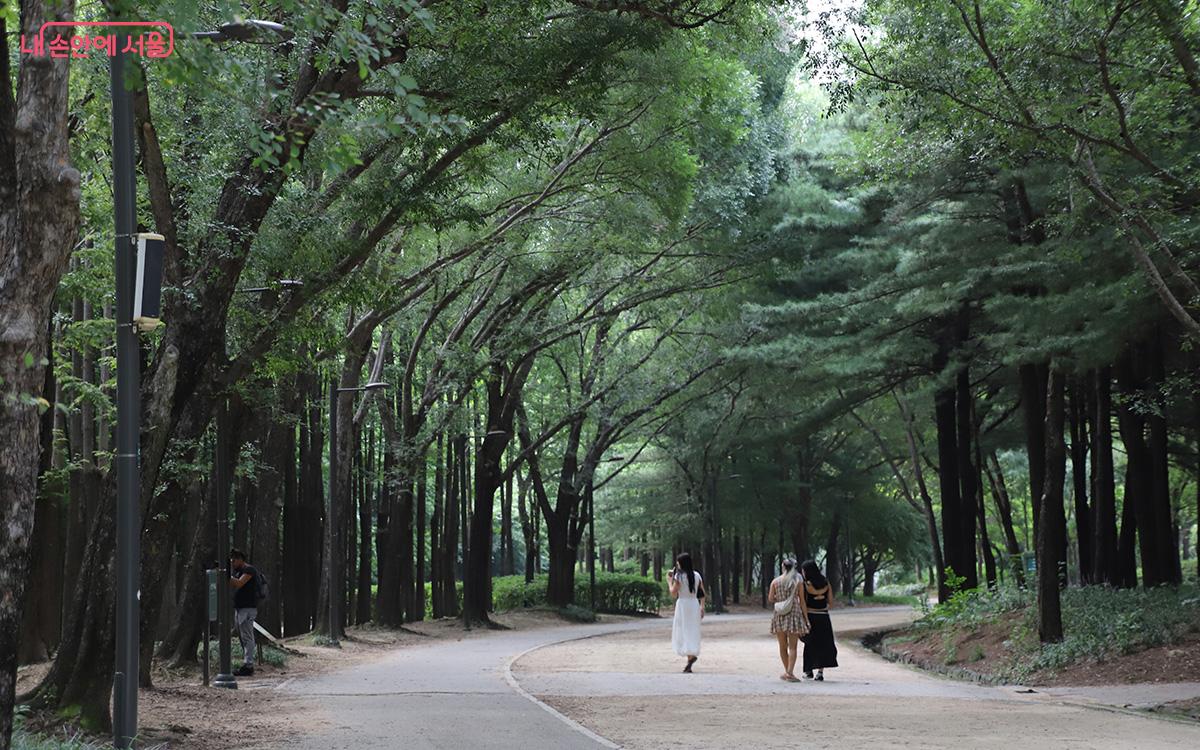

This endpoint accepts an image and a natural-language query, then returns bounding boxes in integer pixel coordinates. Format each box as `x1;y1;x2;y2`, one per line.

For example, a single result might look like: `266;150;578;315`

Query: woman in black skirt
800;560;838;680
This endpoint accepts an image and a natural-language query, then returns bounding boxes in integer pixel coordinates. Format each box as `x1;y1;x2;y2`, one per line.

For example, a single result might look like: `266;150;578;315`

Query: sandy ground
515;607;1200;749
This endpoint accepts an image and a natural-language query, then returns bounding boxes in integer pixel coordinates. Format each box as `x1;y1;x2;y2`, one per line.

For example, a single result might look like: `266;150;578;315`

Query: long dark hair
676;552;696;593
801;560;827;589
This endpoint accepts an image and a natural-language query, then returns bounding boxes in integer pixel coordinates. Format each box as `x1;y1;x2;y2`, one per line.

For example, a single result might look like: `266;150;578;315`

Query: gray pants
235;607;257;666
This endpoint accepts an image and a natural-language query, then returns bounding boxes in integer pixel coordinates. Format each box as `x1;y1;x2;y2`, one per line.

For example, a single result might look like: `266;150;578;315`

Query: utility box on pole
133;232;165;332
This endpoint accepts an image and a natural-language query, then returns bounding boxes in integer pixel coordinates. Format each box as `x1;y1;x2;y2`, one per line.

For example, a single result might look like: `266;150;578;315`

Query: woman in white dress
668;552;705;672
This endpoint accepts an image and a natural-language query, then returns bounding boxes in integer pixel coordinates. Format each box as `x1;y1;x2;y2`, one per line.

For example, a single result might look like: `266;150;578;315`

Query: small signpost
203;568;219;687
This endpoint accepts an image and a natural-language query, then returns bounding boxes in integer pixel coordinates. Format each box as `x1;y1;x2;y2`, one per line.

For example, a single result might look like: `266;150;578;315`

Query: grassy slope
880;584;1200;684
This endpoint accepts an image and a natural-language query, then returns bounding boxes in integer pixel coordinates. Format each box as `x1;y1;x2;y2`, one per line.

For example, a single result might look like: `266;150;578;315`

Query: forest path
513;606;1200;749
272;616;663;749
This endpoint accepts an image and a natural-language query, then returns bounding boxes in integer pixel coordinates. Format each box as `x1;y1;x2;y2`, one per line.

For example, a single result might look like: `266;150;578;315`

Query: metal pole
202;617;210;688
846;507;854;606
111;39;140;749
212;401;237;688
588;480;596;612
460;435;470;631
327;381;340;643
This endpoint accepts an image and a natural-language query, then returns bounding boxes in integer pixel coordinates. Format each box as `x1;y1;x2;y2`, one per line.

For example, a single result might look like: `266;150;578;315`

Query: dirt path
514;607;1200;749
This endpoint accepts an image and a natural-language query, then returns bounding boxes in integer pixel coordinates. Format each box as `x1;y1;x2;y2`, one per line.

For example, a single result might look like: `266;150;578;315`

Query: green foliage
198;640;287;667
857;593;921;606
919;580;1029;632
492;573;665;615
913;583;1200;681
558;604;598;623
490;576;544;611
1025;585;1200;677
10;705;164;750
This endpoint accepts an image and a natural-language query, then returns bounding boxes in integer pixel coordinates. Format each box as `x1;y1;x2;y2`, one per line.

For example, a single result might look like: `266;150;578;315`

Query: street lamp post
110;37;139;750
328;381;388;643
327;381;340;643
109;19;292;746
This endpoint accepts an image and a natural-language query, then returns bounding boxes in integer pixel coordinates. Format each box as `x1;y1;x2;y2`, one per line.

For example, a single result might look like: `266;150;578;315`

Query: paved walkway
268;607;1200;749
275;618;659;749
513;608;1200;749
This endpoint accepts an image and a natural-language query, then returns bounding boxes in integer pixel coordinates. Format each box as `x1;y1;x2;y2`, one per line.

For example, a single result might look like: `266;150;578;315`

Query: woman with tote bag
767;558;808;682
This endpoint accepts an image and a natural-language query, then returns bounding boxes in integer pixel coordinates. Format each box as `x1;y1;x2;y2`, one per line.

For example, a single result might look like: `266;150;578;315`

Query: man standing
229;549;258;676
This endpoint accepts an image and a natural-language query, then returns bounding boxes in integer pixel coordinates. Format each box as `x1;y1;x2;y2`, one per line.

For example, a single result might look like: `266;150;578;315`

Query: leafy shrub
859;593;922;606
421;581;463;620
559;604;597;623
583;572;665;614
491;573;665;615
911;581;1200;681
876;582;929;598
1020;584;1200;677
492;576;544;611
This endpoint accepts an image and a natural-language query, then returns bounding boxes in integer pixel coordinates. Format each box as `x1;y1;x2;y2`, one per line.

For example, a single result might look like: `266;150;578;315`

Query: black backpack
255;570;270;603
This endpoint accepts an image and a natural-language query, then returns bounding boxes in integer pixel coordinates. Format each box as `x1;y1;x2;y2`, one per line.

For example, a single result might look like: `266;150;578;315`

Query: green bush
559;604;597;622
491;572;665;615
1025;584;1200;676
492;575;544;611
876;582;929;598
911;582;1200;681
858;593;922;606
423;581;463;620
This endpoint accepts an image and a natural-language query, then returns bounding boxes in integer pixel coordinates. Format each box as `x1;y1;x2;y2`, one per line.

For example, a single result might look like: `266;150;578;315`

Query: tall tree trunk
897;393;947;598
356;428;374;625
1116;350;1157;586
304;378;326;631
1147;333;1183;584
516;469;536;583
253;406;288;636
441;433;460;617
1;2;83;739
984;452;1023;584
935;383;964;586
19;345;64;665
416;449;427;621
955;368;979;589
1020;362;1049;540
1068;376;1093;584
862;550;879;597
545;515;575;607
157;480;214;665
466;361;529;624
731;533;741;603
825;511;842;595
430;431;444;618
1090;368;1119;586
1037;368;1067;643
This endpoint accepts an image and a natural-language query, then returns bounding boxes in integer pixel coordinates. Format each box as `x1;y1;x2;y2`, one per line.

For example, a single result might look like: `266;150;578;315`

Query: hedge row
492;573;665;615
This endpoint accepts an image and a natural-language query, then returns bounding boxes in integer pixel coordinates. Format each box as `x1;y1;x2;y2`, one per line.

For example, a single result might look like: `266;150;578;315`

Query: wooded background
3;1;1200;746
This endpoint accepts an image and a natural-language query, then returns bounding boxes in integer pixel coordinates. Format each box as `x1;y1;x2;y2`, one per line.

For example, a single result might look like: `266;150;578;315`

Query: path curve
274;617;662;749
